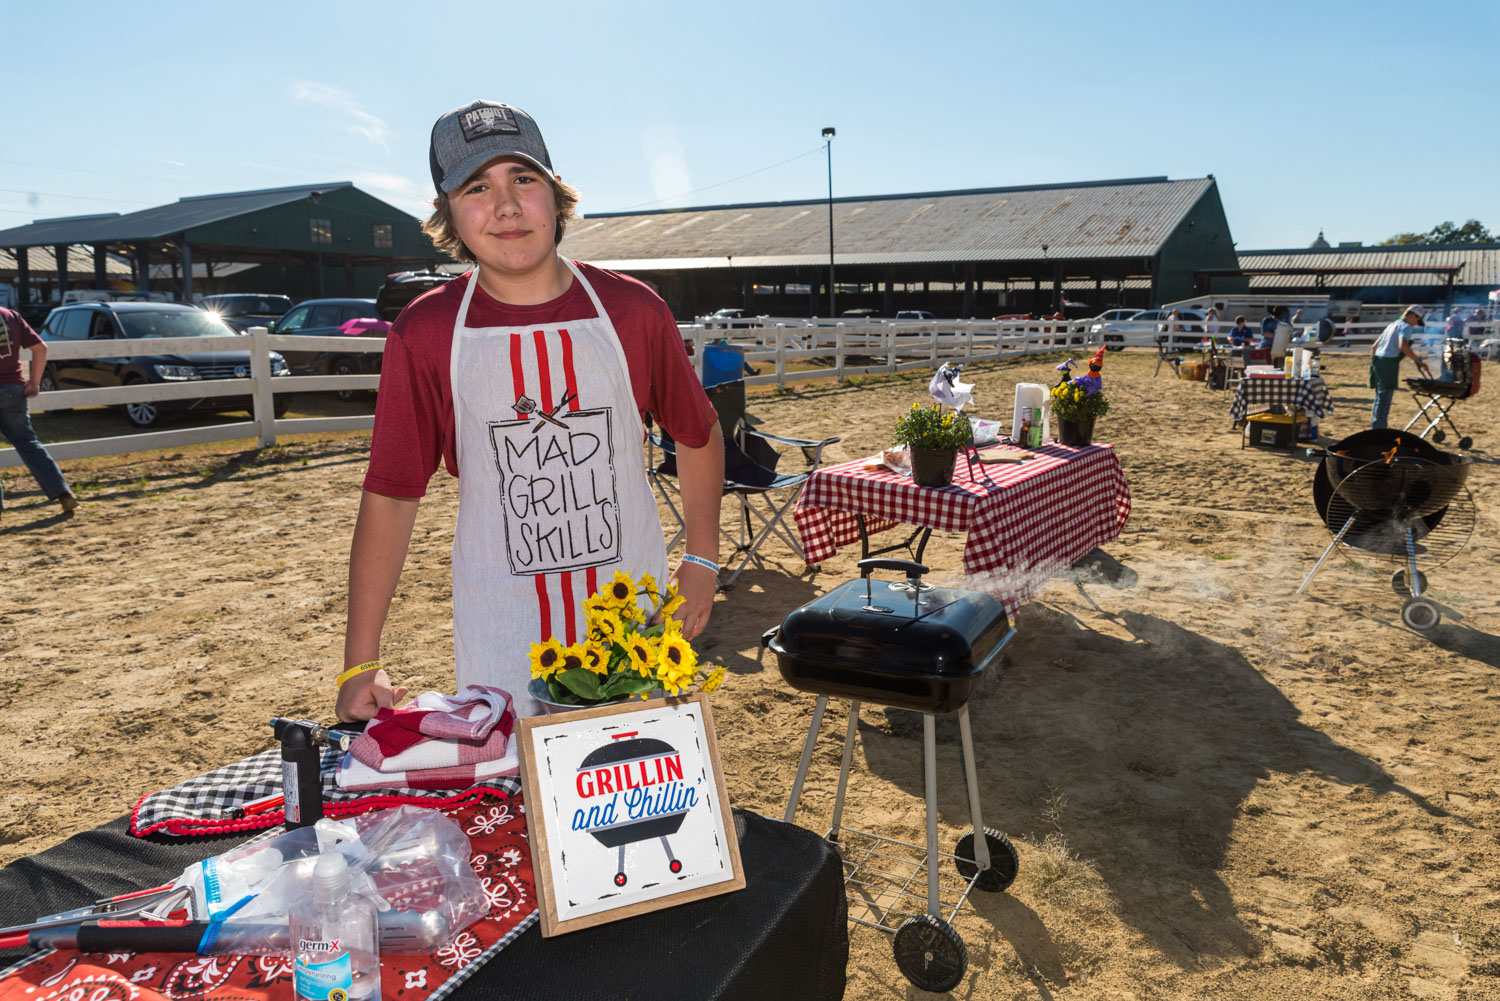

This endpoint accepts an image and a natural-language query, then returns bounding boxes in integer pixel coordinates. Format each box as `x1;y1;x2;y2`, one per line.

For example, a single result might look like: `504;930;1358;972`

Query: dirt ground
3;349;1498;1000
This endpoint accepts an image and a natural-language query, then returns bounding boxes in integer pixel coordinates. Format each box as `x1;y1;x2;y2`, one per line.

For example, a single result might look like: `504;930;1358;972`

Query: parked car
1100;308;1207;350
268;297;384;401
38;302;290;428
840;307;883;319
204;293;295;333
374;271;454;322
893;310;936;321
1090;309;1141;349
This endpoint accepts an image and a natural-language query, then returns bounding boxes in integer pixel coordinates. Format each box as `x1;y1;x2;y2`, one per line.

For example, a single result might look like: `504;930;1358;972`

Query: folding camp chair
1403;342;1482;451
647;405;839;591
1153;335;1183;377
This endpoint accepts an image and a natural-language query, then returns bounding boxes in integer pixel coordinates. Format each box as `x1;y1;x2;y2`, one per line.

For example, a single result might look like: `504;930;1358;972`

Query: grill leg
784;695;828;824
1297;514;1358;594
829;700;860;841
1405;527;1423;598
958;706;991;871
923;713;940;918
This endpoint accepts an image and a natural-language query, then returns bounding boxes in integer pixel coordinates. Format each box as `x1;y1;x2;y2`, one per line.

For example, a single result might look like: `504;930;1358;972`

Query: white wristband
679;554;720;575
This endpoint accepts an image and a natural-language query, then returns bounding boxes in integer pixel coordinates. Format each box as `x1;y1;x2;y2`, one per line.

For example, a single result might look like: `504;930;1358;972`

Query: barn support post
93;245;107;289
16;248;30;309
179;239;193;301
54;245;69;299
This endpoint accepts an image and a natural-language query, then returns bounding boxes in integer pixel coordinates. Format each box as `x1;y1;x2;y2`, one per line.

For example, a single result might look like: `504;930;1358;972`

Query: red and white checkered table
793;442;1132;617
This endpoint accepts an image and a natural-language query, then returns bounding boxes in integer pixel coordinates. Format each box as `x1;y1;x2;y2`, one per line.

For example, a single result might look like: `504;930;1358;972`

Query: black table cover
0;808;847;1001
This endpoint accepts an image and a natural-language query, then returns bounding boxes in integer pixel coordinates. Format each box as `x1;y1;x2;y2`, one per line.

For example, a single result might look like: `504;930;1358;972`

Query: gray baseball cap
429;100;553;195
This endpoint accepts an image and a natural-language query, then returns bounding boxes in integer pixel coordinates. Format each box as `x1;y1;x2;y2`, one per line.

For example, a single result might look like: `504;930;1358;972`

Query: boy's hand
335;667;408;722
667;563;717;640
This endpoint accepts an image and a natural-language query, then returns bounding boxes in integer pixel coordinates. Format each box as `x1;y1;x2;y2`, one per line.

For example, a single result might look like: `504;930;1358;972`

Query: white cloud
352;171;433;217
291;82;393;152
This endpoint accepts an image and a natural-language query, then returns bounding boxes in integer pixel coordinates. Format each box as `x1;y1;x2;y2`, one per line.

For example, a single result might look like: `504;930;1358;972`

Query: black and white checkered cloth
131;744;520;837
1230;376;1336;421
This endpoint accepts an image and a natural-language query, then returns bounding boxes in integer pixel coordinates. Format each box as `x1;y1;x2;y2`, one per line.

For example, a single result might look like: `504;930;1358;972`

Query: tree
1380;219;1493;246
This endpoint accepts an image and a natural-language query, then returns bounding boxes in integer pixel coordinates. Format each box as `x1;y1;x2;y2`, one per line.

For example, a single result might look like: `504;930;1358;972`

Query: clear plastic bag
177;805;488;955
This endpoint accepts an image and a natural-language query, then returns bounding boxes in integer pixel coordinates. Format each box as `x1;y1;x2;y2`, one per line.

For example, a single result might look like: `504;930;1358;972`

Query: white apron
449;260;667;716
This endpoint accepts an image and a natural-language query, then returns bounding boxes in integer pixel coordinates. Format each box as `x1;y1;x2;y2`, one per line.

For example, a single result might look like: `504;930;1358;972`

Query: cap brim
438;151;553;194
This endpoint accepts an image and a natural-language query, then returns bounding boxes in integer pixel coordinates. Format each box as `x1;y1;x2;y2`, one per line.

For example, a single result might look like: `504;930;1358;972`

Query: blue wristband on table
680;554;720;574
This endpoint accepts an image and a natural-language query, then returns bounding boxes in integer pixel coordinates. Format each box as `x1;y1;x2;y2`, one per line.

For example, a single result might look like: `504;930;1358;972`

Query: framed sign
516;694;745;936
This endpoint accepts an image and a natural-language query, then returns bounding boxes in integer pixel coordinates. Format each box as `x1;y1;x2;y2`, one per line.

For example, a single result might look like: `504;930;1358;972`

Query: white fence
3;320;1100;469
2;328;382;468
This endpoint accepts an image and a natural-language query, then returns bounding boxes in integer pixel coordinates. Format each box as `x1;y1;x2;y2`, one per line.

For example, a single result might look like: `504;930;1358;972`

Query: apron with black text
449;261;667;716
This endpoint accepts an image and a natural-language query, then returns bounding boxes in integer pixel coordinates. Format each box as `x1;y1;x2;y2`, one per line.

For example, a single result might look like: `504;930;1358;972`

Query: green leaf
601;672;660;698
545;677;582;705
556;666;604;700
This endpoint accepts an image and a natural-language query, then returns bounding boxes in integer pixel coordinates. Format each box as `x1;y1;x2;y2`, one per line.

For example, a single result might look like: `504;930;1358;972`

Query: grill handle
857;559;928;616
856;558;928;578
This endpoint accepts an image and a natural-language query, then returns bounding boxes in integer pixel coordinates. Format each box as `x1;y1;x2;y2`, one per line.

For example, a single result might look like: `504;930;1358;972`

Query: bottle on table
291;846;381;1001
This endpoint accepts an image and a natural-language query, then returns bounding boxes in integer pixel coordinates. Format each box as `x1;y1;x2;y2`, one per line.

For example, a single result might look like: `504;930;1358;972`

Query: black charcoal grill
1299;430;1476;630
764;558;1019;993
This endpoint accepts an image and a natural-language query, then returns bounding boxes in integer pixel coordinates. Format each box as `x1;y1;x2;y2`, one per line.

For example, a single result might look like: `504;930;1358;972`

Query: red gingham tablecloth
794;443;1131;616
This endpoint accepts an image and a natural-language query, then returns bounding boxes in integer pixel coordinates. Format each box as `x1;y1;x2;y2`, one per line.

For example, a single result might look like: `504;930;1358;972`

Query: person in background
1259;307;1278;348
1369;305;1432;429
0;306;77;522
1229;315;1253;345
1204;307;1220;343
1445;308;1467;342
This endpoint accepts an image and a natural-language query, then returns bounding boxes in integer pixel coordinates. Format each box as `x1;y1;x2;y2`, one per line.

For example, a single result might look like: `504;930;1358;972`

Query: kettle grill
1297;430;1474;630
765;559;1019;993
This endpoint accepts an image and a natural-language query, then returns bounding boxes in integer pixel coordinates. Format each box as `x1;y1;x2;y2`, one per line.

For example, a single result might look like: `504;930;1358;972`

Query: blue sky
4;0;1496;250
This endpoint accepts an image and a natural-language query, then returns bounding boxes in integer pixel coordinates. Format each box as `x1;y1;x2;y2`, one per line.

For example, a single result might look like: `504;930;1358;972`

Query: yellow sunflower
625;633;660;678
661;589;686;618
658;635;698;679
701;666;727;693
638;571;660;604
559;643;587;675
582;593;612;618
582;642;609;676
591;610;626;646
602;570;636;608
528;638;565;680
617;599;647;625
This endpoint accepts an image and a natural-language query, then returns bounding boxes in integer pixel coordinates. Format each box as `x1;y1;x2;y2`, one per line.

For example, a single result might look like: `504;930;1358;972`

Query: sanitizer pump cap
313;849;349;904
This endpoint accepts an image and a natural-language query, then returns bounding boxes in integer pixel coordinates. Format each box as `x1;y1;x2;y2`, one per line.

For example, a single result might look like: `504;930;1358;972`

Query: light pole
822;127;835;318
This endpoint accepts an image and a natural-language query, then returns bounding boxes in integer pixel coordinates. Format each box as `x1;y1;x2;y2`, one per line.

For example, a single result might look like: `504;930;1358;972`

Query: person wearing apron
337;100;723;721
1368;306;1432;429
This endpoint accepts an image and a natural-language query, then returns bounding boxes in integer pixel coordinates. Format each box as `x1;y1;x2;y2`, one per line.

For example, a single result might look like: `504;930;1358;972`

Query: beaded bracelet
679;554;720;575
336;660;383;689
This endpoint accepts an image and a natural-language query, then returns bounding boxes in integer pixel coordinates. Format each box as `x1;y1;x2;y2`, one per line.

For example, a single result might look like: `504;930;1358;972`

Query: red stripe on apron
531;329;574;643
557;328;595;625
510;333;553;642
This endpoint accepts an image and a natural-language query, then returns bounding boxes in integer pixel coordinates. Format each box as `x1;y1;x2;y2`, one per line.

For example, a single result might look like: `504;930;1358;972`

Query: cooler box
1245;412;1300;449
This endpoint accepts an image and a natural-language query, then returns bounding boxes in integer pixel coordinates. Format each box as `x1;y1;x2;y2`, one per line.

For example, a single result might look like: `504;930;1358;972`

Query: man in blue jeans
1369;305;1433;429
0;306;76;520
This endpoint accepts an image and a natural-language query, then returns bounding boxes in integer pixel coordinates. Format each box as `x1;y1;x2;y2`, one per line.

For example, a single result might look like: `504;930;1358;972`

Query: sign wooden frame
516;694;744;936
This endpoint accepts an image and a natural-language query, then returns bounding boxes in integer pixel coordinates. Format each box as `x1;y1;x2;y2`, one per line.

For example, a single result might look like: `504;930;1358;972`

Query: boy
337;100;723;721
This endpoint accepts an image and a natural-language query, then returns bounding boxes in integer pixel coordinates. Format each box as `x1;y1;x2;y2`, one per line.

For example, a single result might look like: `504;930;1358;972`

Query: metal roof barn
1234;245;1500;299
558;175;1241;318
0;183;445;317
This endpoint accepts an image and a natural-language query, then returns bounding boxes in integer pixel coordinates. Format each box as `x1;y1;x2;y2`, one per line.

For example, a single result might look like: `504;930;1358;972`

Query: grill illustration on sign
576;732;687;887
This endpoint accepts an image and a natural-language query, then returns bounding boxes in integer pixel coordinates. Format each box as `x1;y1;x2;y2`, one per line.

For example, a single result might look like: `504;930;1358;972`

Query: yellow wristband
337;661;383;689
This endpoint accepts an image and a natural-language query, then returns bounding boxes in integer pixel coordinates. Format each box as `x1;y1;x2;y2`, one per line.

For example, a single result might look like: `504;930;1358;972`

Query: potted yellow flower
892;402;971;486
528;570;726;712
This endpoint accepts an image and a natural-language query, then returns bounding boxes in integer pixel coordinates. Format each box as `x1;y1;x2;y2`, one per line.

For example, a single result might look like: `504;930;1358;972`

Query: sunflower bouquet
528;570;726;707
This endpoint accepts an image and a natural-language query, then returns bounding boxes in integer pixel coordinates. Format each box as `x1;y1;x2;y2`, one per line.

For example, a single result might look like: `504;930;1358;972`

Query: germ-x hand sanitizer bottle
291;825;381;1001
